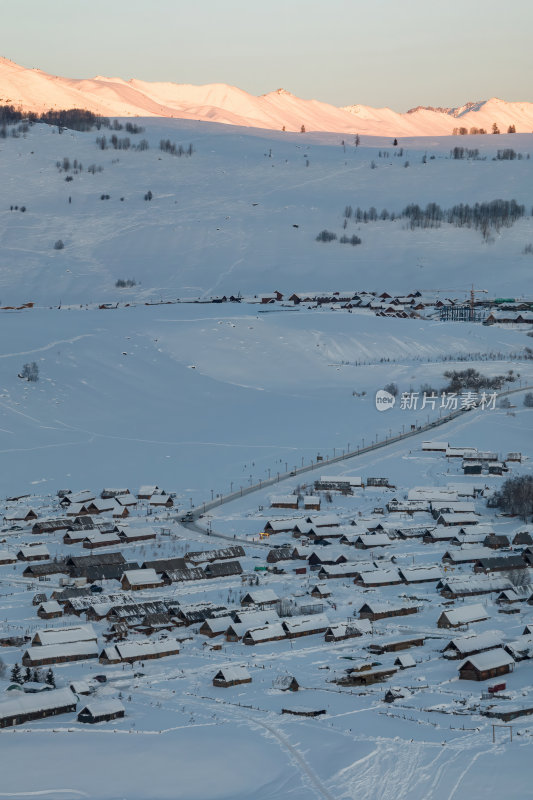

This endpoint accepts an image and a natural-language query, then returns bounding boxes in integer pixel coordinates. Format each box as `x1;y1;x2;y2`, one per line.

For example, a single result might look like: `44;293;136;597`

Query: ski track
0;335;95;359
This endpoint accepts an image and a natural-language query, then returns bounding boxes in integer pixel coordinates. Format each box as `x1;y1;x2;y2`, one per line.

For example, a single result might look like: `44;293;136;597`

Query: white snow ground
0;115;532;800
0;120;532;305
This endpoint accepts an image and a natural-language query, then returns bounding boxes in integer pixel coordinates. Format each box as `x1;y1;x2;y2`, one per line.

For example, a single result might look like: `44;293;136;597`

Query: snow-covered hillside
0;118;532;306
2;57;533;135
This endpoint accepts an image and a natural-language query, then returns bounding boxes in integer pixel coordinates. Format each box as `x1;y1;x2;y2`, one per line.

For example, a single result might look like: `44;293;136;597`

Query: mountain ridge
1;56;532;137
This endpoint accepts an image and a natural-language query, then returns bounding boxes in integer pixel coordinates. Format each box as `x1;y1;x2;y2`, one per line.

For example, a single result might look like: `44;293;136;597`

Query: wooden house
394;654;416;669
142;557;188;574
213;666;252;688
443;631;502;660
367;636;425;654
310;582;331;598
199;616;235;638
398;565;442;584
359;602;417;621
354;568;402;588
458;649;515;681
354;533;391;549
337;667;397;686
148;494;173;508
241;589;279;607
0;550;17;565
273;675;299;691
314;475;363;493
32;625;97;647
82;532;122;549
99;639;180;664
186;546;245;565
267;546;293;564
77;699;125;724
282;614;329;639
473;555;526;574
270;495;299;509
263;519;303;535
242;623;287;645
161;567;205;584
22;562;68;579
32;518;71;535
37;601;63;619
303;496;321;511
203;561;243;579
4;507;38;522
120;568;164;591
483;534;511;550
437;603;488;629
17;544;49;562
22;640;99;667
513;531;533;546
324;620;371;641
318;563;363;580
438;575;513;599
0;688;77;728
117;527;156;544
137;485;163;499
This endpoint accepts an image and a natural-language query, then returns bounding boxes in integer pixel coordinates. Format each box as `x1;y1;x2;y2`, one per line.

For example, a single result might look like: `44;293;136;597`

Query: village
0;408;532;751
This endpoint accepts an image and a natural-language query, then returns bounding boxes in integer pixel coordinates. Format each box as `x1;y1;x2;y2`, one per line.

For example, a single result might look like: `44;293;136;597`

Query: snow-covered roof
115;493;137;506
234;609;279;627
440;603;488;626
17;544;49;558
282;614;329;634
115;639;178;659
214;666;251;682
201;615;234;633
33;624;97;647
242;589;278;604
446;630;502;655
460;648;514;671
24;640;99;662
270;495;299;505
440;575;513;595
84;531;121;545
431;501;476;513
318;475;362;486
4;507;37;521
0;688;77;722
38;601;62;614
326;620;371;637
243;623;286;642
399;565;442;582
265;518;303;531
306;515;341;527
505;635;533;660
79;698;125;717
319;562;369;577
122;568;160;586
358;568;401;585
443;546;494;563
395;653;416;668
438;512;479;525
355;533;391;547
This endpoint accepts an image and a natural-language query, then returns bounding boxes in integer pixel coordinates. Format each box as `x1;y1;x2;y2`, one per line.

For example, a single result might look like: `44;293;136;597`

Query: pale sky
3;0;532;110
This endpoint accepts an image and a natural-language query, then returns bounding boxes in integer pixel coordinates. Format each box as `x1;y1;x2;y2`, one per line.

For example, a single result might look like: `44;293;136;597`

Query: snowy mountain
1;56;533;136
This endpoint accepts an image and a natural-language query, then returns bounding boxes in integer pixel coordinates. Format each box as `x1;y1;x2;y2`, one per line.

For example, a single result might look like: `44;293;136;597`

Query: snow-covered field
0;114;532;800
0;119;532;305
